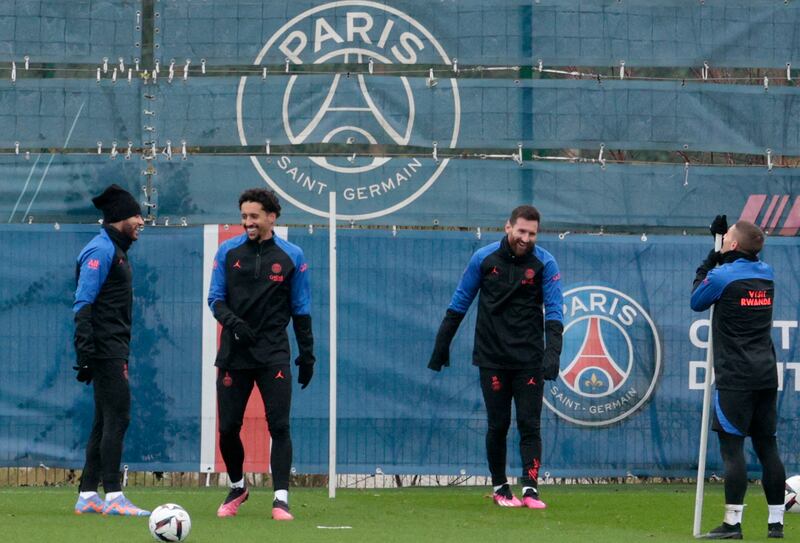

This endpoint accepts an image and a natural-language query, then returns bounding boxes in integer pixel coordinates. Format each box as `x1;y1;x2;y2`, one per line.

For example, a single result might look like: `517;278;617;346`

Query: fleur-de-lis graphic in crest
584;373;605;390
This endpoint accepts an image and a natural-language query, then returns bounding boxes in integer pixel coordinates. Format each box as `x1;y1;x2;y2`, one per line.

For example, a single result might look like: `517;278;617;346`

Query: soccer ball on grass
786;475;800;513
148;503;191;542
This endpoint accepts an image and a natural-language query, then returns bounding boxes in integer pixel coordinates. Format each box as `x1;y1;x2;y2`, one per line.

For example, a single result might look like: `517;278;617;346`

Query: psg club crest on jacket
235;1;461;221
544;285;661;427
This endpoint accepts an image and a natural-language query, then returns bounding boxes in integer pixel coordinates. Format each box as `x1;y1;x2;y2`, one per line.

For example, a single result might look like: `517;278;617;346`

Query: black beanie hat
91;184;142;223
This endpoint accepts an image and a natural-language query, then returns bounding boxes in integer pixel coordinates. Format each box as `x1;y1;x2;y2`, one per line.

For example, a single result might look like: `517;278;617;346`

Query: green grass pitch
0;484;791;542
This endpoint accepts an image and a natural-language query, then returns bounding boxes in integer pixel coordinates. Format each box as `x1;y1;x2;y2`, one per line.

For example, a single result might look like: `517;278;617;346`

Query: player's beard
121;220;141;242
245;223;271;241
508;233;533;256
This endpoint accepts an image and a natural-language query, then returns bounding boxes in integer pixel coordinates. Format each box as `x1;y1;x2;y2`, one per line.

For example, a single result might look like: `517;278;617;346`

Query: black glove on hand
297;361;314;389
428;346;449;372
693;249;724;290
710;214;728;237
543;320;564;381
73;361;93;385
74;304;96;367
231;321;256;345
428;309;466;371
702;249;722;269
543;360;559;381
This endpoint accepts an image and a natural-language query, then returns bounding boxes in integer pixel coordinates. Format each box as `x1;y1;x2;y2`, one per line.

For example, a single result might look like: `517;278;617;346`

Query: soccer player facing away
73;184;149;516
691;216;786;540
428;205;563;508
207;188;315;521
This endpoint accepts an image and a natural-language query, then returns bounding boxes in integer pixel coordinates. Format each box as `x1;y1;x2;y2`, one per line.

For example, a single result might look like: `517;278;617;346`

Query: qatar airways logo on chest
270;262;285;282
545;286;662;427
236;1;460;221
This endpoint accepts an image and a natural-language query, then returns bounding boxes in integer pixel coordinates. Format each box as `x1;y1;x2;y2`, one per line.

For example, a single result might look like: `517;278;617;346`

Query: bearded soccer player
207;188;315;520
73;184;149;516
428;205;563;508
692;217;786;540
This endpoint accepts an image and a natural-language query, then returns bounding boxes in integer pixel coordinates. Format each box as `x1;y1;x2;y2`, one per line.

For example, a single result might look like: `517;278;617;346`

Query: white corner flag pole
693;233;723;537
328;192;338;499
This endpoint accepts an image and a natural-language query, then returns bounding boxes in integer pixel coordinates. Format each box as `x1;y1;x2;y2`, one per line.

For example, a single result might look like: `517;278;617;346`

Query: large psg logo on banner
236;1;461;220
544;285;662;427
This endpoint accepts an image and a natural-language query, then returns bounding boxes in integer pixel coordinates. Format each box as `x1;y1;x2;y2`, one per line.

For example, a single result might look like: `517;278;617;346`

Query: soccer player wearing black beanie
73;184;149;516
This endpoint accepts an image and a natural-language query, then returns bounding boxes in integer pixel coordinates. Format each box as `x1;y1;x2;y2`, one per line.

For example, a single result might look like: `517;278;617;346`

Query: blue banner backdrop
2;0;800;230
0;0;139;63
3;157;799;230
144;78;800;154
5;77;800;154
5;0;800;68
1;225;798;476
153;0;800;68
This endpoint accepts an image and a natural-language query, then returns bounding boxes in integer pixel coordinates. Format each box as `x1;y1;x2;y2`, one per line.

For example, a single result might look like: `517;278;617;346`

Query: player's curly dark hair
238;188;281;218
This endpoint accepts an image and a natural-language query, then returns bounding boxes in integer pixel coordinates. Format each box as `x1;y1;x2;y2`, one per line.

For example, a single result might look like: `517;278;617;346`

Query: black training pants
79;359;131;493
714;388;786;505
479;367;544;487
217;366;292;490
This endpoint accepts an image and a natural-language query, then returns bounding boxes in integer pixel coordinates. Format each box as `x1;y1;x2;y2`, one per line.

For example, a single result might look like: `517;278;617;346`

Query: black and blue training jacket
691;250;777;391
208;233;313;370
438;235;564;371
73;225;134;363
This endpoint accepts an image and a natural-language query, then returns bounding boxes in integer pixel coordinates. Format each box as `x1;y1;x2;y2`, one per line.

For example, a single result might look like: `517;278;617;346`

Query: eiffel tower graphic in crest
562;317;626;394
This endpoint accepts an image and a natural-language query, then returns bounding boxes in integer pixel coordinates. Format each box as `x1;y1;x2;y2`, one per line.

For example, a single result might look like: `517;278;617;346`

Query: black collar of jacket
103;224;132;253
499;235;535;263
247;235;277;248
721;250;758;264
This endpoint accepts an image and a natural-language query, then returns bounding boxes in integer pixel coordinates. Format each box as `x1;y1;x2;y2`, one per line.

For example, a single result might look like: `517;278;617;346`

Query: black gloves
702;249;722;268
297;362;314;389
710;214;728;237
543;320;564;380
292;315;315;362
231;321;256;345
428;338;450;371
292;315;315;389
693;249;722;290
73;304;96;385
74;304;96;365
73;360;93;385
428;309;465;371
543;363;559;381
212;300;256;345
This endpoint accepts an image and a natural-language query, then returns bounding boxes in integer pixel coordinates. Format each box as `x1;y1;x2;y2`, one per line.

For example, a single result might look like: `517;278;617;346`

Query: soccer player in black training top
692;216;786;540
429;205;563;508
73;184;149;516
208;188;315;521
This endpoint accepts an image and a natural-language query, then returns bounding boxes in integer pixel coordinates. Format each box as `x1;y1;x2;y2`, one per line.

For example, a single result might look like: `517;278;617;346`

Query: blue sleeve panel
275;235;312;316
690;258;774;312
73;230;115;313
448;242;499;314
207;233;247;312
536;245;564;324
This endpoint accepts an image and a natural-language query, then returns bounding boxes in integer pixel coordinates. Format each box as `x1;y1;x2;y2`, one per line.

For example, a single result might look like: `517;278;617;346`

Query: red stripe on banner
768;195;790;232
779;196;800;236
760;195;780;229
214;225;271;475
739;194;767;223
